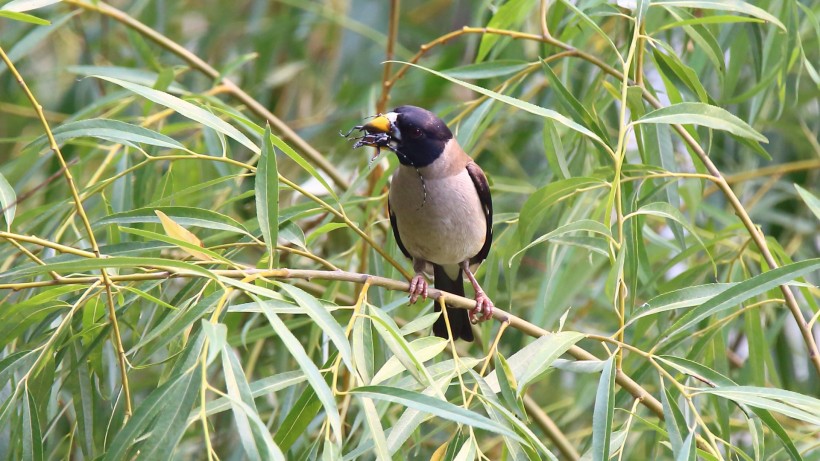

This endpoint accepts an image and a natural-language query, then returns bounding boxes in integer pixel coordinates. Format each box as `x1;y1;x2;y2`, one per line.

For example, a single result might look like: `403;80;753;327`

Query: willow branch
523;394;579;460
0;264;666;422
62;0;350;190
380;22;820;379
0;45;133;418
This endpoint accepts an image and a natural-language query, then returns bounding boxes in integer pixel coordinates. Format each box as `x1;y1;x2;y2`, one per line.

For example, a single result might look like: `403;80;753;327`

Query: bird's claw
469;292;494;324
408;274;428;304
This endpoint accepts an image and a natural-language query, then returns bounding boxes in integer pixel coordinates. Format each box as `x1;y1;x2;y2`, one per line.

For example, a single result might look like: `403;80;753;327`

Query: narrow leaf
351;385;521;441
256;124;279;268
795;184;820;221
635;102;767;143
0;172;15;231
651;0;785;30
664;259;820;340
392;61;608;148
591;357;616;461
93;75;259;153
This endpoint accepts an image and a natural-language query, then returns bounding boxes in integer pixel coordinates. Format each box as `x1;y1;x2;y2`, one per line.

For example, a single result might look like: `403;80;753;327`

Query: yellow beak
363;115;392;134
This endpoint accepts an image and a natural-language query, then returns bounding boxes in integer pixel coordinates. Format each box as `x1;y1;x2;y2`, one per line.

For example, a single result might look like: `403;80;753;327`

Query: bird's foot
408;273;428;304
469;291;494;324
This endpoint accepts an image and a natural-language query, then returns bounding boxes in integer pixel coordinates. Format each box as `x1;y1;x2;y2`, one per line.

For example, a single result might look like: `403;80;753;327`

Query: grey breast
389;165;486;266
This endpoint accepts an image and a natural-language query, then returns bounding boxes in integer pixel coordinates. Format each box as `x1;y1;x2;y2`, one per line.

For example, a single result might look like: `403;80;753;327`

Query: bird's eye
409;127;422;138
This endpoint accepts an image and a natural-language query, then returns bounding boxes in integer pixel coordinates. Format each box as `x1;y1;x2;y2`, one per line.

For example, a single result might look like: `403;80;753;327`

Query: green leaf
202;320;227;365
191;371;305;423
591;357;616;461
511;219;612;265
559;1;618;55
257;124;280;267
385;375;453;454
635;102;767;143
0;171;16;231
651;47;709;103
518;177;609;243
1;256;216;282
654;14;764;32
663;7;725;73
542;120;570;179
470;369;557;460
795;184;820;221
351;385;522;441
676;431;696;461
628;202;714;272
697;386;820;426
0;10;49;24
663;258;820;340
360;396;390;461
494;352;526;420
68;66;188;93
660;380;686;456
258;300;342;446
371;336;448;385
268;131;338;201
541;61;608;143
632;283;737;321
274;282;354;374
1;0;61;12
25;118;186;154
476;0;537;62
392;61;609;149
443;60;532;79
659;356;803;461
96;206;251;236
398;312;440;336
650;0;785;31
222;347;285;460
22;388;43;461
484;331;585;394
0;12;78;78
368;306;431;387
353;314;375;383
92;75;259;153
103;367;201;461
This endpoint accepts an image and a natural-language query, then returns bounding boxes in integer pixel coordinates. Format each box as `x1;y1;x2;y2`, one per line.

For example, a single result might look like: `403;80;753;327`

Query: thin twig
377;0;401;112
0;45;134;418
0;158;79;215
539;0;551;38
523;395;580;461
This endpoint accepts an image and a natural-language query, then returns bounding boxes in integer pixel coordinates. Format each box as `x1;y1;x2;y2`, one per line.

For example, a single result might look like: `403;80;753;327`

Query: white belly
389;167;486;265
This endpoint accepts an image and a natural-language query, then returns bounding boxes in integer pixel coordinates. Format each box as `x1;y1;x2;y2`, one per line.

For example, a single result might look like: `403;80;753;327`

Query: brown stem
523;394;579;460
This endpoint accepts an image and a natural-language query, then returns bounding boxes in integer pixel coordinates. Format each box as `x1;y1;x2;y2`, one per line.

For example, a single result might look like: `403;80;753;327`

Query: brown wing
388;199;411;259
466;161;493;264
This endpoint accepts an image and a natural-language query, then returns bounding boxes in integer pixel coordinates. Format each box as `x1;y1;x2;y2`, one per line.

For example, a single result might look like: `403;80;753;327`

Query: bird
355;105;494;341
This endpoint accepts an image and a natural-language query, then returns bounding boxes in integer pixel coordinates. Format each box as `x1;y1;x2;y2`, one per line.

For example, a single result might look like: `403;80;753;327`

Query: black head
362;105;453;168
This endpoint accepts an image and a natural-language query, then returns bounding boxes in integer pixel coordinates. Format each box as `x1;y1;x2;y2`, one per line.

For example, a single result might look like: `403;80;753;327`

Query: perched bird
354;105;494;341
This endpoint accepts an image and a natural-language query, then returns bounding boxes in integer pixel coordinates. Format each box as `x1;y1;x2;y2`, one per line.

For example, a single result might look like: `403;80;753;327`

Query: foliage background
1;0;819;459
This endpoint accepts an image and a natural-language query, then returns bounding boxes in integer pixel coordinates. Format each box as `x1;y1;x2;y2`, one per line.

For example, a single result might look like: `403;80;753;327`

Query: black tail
432;265;474;342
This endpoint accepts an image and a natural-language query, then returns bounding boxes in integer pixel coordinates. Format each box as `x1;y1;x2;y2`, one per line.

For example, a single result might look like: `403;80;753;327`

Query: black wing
466;161;493;263
388;198;411;259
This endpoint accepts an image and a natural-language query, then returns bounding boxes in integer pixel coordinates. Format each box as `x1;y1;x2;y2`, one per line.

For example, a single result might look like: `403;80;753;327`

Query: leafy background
1;0;819;460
